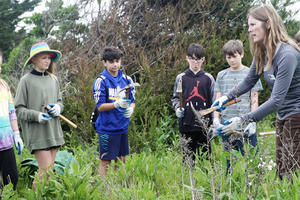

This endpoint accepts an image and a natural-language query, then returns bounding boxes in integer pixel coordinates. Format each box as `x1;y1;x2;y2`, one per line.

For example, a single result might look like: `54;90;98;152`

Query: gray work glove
217;117;241;136
124;107;134;118
13;131;24;155
176;108;184;118
47;104;61;117
114;98;130;109
213;118;222;130
244;122;256;136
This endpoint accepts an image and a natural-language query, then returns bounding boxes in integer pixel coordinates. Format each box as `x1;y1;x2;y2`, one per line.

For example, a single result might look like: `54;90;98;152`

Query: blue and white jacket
92;68;135;134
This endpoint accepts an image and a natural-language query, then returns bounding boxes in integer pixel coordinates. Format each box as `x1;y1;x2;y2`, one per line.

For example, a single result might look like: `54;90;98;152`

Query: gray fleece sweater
14;69;65;153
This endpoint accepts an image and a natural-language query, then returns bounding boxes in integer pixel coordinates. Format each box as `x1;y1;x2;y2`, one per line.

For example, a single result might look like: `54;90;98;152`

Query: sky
17;0;108;32
17;0;300;32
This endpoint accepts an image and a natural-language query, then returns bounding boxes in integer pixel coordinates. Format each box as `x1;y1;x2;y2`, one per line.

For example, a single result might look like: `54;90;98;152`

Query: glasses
188;57;202;62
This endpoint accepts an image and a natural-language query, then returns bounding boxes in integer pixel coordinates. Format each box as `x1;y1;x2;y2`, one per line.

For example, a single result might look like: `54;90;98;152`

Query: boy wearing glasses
172;43;215;165
213;40;262;174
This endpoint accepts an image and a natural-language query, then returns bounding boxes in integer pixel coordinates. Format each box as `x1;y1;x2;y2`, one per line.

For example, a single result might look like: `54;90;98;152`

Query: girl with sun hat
14;42;65;189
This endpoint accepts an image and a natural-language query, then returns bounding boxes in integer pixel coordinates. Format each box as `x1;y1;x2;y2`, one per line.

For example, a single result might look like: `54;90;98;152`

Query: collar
31;69;49;76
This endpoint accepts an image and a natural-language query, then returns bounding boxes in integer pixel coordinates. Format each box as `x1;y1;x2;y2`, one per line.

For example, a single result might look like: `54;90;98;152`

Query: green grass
3;111;297;199
3;132;299;200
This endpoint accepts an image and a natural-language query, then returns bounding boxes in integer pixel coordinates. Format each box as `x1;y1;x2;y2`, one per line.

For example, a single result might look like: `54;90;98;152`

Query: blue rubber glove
211;96;229;112
38;113;52;123
176;108;184;118
48;104;61;117
13;131;24;155
217;117;241;136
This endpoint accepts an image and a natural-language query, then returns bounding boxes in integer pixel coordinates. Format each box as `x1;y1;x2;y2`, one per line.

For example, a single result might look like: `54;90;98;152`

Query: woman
14;42;65;188
0;49;23;190
213;5;300;179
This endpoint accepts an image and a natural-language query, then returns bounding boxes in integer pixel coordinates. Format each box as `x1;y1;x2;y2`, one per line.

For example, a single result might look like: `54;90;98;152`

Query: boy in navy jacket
93;47;136;176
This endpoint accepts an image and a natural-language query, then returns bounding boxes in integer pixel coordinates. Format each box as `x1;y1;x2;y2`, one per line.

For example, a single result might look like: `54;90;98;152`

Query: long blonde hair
248;5;300;74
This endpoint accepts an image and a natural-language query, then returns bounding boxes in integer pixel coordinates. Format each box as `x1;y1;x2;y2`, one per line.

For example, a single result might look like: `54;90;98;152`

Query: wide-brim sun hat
24;42;62;66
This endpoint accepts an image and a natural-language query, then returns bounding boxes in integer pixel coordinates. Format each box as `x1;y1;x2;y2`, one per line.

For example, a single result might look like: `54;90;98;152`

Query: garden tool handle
179;92;183;109
45;105;77;128
224;98;241;107
58;114;77;129
199;97;241;116
125;88;130;99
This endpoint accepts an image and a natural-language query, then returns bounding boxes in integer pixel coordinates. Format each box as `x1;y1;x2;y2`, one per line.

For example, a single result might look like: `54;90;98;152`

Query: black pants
181;130;210;165
0;148;18;190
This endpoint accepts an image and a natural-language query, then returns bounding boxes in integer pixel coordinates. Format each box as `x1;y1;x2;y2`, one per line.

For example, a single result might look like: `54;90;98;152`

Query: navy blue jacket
93;68;135;134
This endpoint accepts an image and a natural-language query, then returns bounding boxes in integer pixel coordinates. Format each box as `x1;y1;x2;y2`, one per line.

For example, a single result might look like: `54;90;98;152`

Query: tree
0;0;40;58
24;0;88;41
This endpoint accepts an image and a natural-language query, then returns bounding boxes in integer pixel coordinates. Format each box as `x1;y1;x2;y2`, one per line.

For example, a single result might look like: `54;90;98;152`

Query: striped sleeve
92;76;107;108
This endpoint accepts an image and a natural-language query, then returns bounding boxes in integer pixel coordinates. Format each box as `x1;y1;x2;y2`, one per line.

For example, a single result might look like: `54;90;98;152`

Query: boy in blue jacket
93;47;136;176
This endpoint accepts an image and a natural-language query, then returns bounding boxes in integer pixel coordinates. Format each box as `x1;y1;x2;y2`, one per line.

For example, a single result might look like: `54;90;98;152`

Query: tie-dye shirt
0;79;16;151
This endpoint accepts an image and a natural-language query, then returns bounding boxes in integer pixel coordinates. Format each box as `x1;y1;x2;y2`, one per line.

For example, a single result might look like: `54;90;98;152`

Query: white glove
13;131;24;155
38;113;52;123
48;104;61;117
213;118;222;130
219;117;241;135
114;98;130;109
176;108;184;118
244;122;256;136
124;107;134;118
211;96;228;112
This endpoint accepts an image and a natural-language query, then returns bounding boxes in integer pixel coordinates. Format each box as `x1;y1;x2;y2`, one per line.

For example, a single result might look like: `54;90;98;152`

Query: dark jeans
181;130;211;166
222;133;259;175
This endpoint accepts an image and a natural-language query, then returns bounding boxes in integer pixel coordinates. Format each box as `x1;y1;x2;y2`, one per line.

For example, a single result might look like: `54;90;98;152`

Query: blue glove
13;131;24;155
216;117;241;136
38;113;52;123
47;104;61;117
176;108;184;118
212;96;228;112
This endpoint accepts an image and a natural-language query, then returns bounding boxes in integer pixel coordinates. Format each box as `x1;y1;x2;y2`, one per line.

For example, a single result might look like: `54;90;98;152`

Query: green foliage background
0;0;300;199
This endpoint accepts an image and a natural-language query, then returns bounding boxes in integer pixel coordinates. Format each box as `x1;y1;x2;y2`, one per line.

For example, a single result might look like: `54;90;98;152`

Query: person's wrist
13;130;20;136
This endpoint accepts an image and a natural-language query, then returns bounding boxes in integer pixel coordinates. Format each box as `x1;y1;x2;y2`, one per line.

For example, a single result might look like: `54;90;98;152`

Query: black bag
90;106;99;130
91;76;104;130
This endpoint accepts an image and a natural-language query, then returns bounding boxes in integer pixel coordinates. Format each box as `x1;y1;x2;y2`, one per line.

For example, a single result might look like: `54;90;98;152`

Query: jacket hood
185;69;205;77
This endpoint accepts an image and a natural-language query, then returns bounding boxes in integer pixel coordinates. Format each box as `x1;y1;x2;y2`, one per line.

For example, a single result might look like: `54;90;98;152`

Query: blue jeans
222;133;259;175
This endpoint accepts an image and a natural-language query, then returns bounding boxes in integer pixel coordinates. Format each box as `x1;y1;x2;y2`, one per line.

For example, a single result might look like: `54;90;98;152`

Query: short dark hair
187;43;205;59
222;40;244;56
102;47;123;61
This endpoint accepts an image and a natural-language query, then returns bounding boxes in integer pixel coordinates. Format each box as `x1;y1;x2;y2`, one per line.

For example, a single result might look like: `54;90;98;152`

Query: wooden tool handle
224;98;241;106
125;88;130;99
58;114;77;129
179;93;183;109
45;105;77;128
199;97;241;116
